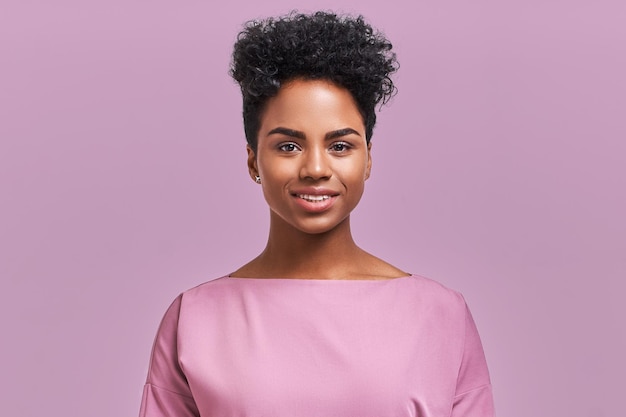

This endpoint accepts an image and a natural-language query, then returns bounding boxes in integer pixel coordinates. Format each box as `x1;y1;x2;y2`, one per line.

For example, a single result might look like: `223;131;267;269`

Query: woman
139;11;494;417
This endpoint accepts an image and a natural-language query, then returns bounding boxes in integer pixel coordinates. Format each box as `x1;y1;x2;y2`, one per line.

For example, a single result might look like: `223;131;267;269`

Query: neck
257;211;363;279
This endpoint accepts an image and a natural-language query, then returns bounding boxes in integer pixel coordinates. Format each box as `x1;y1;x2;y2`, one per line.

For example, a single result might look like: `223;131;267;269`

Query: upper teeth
298;194;331;202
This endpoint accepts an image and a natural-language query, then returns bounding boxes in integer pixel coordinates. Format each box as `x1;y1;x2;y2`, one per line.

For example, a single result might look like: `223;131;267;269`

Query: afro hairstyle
230;11;398;152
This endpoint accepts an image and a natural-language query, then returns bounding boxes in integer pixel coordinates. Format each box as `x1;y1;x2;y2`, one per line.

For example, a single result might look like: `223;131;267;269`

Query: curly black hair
230;11;398;152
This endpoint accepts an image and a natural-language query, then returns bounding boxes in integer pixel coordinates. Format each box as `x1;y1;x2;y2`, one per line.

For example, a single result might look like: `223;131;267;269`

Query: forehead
259;79;364;132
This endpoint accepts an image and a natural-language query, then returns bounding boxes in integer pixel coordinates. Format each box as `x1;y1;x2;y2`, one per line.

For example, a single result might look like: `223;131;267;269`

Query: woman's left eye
330;142;351;152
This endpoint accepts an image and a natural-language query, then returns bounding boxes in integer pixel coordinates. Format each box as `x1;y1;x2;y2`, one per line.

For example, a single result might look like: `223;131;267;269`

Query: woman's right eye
278;142;299;152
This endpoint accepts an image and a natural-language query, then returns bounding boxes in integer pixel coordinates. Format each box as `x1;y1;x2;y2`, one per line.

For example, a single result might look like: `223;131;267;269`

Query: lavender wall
1;1;624;416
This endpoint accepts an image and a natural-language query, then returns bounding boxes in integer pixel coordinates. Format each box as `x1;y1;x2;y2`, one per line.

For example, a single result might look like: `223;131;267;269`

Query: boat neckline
225;273;414;282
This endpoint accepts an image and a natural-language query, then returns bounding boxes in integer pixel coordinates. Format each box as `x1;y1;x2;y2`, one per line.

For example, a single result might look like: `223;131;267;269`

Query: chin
270;207;352;236
290;216;350;236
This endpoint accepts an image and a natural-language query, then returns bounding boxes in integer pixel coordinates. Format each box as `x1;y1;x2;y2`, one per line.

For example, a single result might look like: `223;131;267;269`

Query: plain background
1;1;624;416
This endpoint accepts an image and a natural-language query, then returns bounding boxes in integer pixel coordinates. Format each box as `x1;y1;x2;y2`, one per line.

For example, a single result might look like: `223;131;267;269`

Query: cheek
258;158;295;199
336;157;369;181
335;163;367;188
259;161;291;183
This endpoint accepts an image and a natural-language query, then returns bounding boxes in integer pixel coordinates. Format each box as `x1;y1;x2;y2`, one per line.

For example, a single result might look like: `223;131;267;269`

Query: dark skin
231;79;408;280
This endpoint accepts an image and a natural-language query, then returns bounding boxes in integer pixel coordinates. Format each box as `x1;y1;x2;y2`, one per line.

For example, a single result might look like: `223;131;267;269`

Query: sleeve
451;301;495;417
139;295;200;417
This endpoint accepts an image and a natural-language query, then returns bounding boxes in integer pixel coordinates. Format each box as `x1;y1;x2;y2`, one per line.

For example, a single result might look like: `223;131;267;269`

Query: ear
246;145;259;183
365;141;373;180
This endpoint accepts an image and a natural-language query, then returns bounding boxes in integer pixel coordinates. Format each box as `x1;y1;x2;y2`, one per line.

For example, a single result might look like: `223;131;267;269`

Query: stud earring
255;176;261;184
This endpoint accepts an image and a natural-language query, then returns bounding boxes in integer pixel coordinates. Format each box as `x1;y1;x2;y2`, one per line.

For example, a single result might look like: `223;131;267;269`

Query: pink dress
139;275;494;416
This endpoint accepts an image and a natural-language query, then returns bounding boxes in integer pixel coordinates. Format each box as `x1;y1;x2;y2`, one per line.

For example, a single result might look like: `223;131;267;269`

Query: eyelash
330;141;352;153
277;142;300;152
276;141;353;153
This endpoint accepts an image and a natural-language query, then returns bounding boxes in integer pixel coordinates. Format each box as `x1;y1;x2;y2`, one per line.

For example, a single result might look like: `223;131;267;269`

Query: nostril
299;154;333;180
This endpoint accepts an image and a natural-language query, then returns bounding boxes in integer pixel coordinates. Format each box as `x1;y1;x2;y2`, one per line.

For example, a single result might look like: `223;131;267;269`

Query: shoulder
388;274;472;336
154;276;232;322
402;274;468;309
173;275;243;315
180;275;234;298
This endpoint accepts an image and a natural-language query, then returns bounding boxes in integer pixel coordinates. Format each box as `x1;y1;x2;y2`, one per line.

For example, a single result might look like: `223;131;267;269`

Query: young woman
139;11;494;417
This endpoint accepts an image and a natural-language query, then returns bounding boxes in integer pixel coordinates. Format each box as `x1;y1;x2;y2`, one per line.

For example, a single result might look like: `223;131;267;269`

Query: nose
299;145;332;181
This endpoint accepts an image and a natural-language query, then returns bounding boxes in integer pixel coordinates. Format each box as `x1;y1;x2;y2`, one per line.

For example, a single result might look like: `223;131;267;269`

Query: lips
290;188;339;212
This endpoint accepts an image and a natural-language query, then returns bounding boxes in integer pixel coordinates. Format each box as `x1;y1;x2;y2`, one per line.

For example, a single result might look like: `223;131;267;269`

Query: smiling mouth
296;194;332;202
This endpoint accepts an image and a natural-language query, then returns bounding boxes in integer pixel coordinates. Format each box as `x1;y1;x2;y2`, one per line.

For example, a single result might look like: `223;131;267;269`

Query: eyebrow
267;127;361;140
